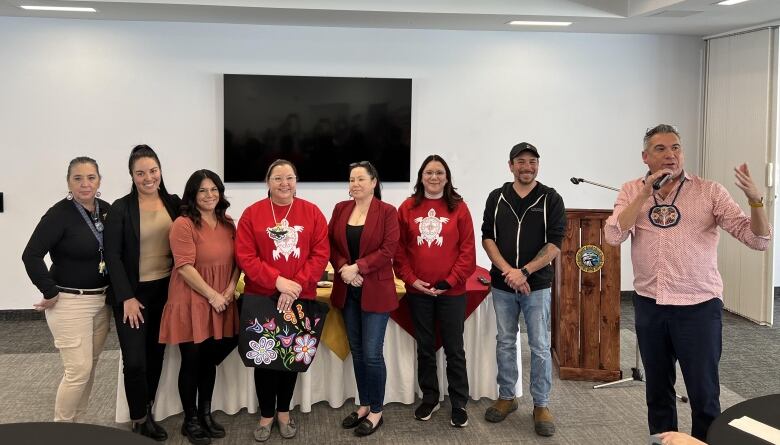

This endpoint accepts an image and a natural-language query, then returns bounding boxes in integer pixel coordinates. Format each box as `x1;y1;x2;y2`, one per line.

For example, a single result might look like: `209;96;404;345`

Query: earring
66;191;73;200
96;191;101;198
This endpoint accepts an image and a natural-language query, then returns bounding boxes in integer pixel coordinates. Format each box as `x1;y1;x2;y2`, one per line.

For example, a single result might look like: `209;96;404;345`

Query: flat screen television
224;74;412;182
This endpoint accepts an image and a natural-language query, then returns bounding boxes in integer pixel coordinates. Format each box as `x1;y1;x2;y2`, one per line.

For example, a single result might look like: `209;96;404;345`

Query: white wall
0;17;704;310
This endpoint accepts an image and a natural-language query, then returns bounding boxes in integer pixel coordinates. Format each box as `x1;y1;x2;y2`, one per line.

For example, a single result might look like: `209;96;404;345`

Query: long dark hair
180;169;233;230
411;155;462;211
128;144;171;196
349;161;382;200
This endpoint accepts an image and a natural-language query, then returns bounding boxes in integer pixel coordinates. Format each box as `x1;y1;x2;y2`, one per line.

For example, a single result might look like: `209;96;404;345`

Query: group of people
21;123;770;444
21;147;479;442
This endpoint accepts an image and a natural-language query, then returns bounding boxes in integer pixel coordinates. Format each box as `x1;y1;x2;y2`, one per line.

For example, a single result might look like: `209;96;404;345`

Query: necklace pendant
98;260;107;275
267;225;288;240
649;204;681;228
648;175;685;228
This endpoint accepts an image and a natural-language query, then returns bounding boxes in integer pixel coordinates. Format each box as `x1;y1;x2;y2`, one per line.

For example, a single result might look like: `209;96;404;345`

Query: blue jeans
492;286;552;406
342;292;390;413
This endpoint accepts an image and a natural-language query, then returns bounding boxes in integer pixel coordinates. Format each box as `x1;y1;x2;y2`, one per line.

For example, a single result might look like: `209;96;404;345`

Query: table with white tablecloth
115;291;523;422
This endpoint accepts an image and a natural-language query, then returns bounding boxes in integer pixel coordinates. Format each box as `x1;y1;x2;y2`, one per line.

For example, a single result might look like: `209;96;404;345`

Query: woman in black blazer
105;145;181;441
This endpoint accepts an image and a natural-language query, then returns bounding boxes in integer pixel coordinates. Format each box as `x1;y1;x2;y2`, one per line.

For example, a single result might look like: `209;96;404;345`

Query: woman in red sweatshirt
234;159;329;442
394;154;476;428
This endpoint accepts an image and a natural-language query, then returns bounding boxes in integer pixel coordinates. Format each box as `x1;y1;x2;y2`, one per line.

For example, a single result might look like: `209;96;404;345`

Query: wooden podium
551;209;621;382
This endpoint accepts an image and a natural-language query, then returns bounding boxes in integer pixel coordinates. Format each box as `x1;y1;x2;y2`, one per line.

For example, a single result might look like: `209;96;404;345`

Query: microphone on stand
570;177;619;192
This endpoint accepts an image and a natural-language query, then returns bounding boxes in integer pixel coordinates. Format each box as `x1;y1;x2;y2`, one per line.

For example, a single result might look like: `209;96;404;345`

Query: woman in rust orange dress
159;169;240;445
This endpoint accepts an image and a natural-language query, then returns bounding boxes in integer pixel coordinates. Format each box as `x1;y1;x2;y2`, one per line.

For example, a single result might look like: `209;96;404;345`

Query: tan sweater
139;209;173;282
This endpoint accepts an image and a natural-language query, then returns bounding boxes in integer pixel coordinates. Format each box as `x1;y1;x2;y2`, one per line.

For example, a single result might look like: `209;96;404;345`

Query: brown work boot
533;406;556;436
484;398;518;423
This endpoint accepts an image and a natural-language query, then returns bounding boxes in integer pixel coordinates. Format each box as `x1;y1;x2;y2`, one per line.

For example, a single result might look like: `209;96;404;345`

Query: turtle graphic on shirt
266;219;304;261
415;208;449;247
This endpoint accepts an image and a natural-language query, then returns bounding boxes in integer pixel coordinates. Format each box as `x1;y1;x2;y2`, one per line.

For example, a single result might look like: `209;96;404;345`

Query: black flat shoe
181;415;211;445
354;416;383;437
342;412;368;429
132;417;168;442
146;402;168;441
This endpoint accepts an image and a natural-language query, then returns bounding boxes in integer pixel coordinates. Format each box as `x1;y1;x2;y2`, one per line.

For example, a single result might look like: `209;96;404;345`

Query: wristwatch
520;267;531;278
749;197;764;208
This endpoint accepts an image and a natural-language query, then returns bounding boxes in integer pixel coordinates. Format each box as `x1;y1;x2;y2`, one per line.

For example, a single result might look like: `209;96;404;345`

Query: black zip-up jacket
481;181;566;293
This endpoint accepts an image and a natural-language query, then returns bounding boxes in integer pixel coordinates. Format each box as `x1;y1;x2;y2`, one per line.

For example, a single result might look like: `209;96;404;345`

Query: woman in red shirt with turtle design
235;159;329;442
394;155;476;428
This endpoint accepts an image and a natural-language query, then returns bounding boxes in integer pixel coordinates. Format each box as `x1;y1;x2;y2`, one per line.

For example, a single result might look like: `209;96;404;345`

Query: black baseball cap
509;142;539;160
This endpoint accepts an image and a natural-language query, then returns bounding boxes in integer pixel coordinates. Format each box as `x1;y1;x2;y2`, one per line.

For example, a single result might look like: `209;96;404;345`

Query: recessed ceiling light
716;0;750;5
508;21;572;27
20;5;97;12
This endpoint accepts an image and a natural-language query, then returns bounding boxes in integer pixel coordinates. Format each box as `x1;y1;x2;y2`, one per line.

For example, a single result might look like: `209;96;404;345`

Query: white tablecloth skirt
116;293;523;422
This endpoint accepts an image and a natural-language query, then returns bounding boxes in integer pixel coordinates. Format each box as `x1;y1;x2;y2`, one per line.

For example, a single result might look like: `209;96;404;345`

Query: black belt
57;286;107;296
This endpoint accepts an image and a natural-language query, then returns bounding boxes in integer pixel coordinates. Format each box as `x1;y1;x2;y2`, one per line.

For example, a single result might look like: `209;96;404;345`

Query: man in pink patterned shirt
604;124;771;441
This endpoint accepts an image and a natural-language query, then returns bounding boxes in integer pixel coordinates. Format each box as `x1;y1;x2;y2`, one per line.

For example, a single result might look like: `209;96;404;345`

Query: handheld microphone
652;173;671;190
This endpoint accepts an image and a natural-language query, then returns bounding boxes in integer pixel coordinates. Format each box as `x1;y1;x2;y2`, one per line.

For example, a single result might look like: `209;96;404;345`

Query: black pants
113;277;169;421
178;336;237;415
407;293;469;409
254;369;298;418
634;294;722;441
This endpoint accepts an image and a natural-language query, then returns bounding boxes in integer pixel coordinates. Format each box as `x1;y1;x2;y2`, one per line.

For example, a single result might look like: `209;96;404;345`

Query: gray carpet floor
1;295;778;444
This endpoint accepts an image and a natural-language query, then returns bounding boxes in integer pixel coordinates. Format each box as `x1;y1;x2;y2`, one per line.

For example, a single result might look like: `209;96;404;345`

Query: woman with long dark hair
329;161;399;437
105;144;181;440
159;169;240;445
235;159;329;442
22;157;111;422
394;154;476;427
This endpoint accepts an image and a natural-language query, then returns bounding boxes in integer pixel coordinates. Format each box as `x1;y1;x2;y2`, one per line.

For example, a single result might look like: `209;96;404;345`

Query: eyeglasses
269;176;297;184
423;170;446;177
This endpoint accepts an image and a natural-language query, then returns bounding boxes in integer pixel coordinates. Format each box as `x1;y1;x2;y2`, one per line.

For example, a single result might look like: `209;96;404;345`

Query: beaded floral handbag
238;293;329;372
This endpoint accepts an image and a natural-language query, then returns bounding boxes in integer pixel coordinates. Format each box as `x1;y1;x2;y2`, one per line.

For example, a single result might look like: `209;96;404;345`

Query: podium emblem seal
576;244;605;273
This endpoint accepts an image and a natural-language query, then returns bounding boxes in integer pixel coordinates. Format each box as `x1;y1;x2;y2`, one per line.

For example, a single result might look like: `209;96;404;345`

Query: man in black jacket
481;142;566;437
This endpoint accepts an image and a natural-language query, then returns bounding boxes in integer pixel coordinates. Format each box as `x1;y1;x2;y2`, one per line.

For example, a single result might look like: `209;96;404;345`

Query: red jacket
394;197;476;296
329;198;399;312
235;197;329;300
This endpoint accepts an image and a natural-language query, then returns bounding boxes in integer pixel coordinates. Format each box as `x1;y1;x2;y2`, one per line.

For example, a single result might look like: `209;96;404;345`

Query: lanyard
72;200;107;275
652;176;686;208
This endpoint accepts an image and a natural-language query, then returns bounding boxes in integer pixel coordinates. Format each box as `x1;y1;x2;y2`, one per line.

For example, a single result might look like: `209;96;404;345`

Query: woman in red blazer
328;161;399;437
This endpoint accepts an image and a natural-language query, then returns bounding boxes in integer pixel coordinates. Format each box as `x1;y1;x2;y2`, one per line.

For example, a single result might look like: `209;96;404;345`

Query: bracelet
520;267;531;278
749;197;764;208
